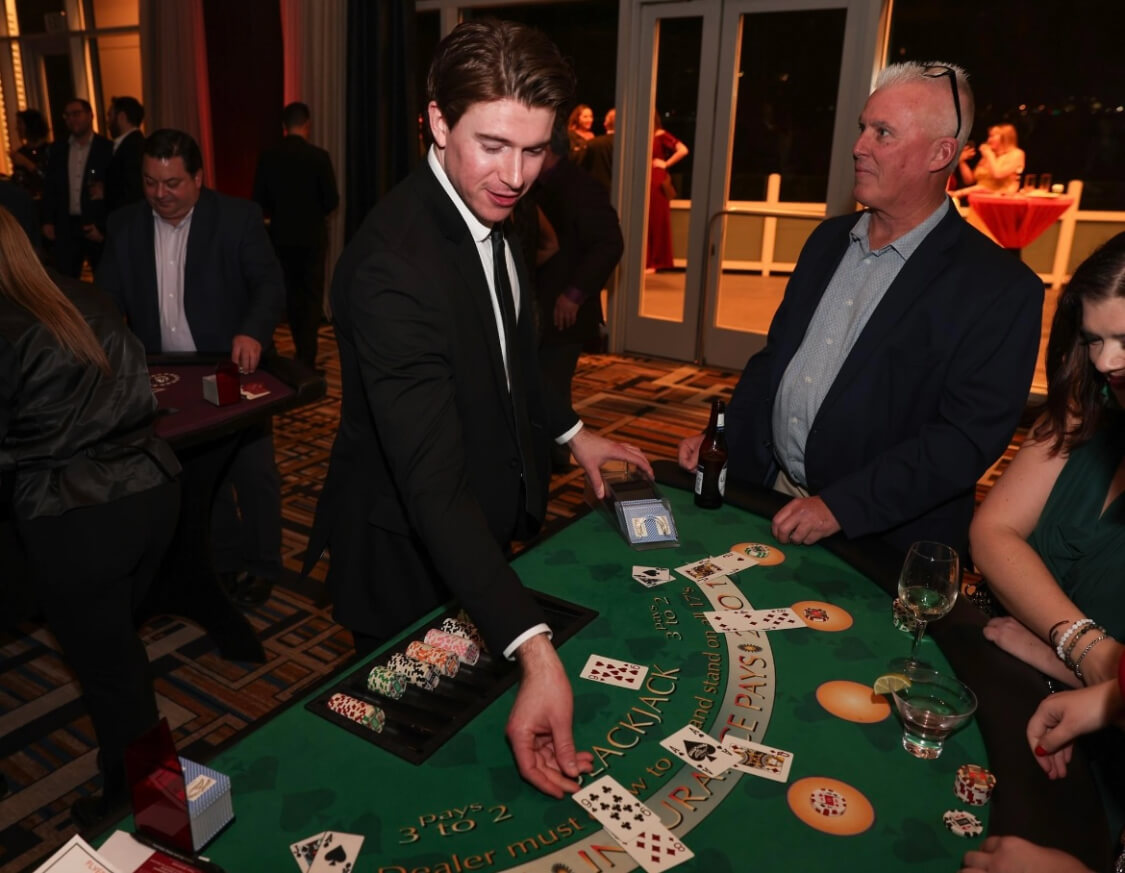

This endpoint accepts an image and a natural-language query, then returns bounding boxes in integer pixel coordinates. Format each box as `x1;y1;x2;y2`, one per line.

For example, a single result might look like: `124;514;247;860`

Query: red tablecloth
968;192;1074;249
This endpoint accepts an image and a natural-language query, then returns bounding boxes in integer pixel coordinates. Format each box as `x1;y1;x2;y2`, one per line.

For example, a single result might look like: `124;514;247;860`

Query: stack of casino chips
366;665;407;699
953;764;996;806
809;788;847;817
442;614;488;653
943;809;984;837
406;641;460;677
424;628;481;665
327;692;386;733
387;652;440;690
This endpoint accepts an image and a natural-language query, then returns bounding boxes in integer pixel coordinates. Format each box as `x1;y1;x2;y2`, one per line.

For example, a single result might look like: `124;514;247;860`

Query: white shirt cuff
503;623;553;660
555;420;583;445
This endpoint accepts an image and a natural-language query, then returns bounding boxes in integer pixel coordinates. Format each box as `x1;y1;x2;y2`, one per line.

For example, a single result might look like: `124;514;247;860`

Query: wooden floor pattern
0;325;1021;872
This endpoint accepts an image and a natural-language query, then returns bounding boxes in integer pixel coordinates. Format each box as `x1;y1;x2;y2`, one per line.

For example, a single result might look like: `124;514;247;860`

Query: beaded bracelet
1056;618;1095;662
1073;634;1108;684
1048;619;1070;647
1065;623;1106;670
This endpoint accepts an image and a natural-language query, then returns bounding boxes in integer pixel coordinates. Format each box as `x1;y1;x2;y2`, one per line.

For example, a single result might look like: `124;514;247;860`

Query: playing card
308;831;364;873
580;654;648;689
674;558;727;583
702;608;804;633
290;832;326;873
632;565;672;587
709;551;758;575
659;724;737;777
721;737;794;783
573;775;694;872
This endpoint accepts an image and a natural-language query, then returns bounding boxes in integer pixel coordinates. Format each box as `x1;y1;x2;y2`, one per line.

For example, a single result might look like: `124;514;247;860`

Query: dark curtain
202;0;284;198
345;0;419;239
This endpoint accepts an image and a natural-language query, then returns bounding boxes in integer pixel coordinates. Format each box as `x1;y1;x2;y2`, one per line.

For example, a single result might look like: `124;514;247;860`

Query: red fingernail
1035;745;1048;756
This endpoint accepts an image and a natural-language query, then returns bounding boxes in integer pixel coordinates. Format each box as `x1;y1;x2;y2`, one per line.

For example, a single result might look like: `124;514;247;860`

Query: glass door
618;0;888;368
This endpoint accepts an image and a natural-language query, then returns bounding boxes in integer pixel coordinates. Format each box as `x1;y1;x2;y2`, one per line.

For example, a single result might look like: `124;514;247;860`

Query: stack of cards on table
573;776;693;872
632;565;672;587
579;654;648;689
179;758;233;851
702;607;805;633
290;832;364;873
660;724;794;782
675;550;758;583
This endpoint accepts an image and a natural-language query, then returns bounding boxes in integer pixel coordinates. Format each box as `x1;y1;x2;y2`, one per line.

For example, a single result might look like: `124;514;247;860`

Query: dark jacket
105;129;145;214
0;273;179;520
252;134;339;248
308;161;576;650
95;188;284;354
726;201;1043;558
42;135;114;232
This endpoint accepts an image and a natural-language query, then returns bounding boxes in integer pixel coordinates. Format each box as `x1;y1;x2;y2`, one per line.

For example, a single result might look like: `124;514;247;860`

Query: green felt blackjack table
100;462;1110;872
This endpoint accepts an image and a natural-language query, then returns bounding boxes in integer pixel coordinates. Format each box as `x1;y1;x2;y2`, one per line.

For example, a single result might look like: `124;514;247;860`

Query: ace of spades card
632;565;673;587
579;654;649;690
659;724;737;777
307;831;364;873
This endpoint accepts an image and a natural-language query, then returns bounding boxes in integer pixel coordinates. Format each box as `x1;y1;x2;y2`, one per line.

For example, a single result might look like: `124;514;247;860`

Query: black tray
304;590;598;764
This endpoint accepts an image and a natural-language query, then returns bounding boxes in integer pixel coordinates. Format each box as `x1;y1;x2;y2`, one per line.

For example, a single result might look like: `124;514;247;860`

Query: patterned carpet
0;325;1022;872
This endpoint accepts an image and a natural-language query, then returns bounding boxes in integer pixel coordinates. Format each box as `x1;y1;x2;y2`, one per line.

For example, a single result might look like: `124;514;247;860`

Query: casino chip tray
305;591;598;764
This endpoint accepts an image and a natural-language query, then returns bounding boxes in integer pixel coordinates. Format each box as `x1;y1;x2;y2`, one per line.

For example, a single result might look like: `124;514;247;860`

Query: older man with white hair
680;61;1043;561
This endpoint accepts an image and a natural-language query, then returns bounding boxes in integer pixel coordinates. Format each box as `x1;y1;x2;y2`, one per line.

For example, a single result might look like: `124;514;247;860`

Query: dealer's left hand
569;428;652;500
959;836;1093;873
232;334;262;374
771;495;840;545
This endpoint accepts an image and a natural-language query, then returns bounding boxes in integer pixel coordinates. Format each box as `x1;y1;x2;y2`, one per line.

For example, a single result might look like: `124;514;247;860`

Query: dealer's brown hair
0;207;109;373
426;18;575;130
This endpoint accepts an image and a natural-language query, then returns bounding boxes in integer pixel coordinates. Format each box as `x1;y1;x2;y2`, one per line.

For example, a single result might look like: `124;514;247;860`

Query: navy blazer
309;162;577;651
96;188;284;355
726;201;1043;558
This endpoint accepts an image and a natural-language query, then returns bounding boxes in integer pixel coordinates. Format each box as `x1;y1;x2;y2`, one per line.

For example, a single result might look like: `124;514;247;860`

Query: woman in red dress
647;110;689;272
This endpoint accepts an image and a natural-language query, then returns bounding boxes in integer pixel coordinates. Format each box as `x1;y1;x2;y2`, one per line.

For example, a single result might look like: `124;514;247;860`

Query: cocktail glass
889;665;977;759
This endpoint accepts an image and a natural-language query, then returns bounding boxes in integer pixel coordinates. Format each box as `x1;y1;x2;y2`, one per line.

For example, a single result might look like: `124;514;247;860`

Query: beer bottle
694;398;728;508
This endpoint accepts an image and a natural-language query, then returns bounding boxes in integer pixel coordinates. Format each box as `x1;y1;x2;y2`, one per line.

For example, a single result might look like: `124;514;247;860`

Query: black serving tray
304;590;598;764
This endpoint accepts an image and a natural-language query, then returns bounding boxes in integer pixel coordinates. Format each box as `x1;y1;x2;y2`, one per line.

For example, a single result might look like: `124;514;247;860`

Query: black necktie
489;224;540;524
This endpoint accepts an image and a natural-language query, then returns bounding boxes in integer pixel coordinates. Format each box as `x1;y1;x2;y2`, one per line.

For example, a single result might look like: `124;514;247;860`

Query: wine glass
897;541;959;665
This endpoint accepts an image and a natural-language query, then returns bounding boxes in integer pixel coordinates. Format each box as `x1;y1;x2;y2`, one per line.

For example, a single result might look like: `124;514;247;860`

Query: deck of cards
572;775;694;871
290;831;364;873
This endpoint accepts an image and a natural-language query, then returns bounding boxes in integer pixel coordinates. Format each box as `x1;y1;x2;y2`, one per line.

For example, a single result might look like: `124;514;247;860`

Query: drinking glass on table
1022;173;1038;192
1038;172;1053;191
897;541;959;665
889;664;977;759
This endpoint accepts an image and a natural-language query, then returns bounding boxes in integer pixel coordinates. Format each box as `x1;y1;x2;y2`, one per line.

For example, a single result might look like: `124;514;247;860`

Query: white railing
673;174;1125;290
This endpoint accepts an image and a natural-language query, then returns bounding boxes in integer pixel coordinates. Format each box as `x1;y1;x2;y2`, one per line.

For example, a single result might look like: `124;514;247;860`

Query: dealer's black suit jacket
726;201;1043;559
252;134;339;248
95;188;283;354
309;162;577;651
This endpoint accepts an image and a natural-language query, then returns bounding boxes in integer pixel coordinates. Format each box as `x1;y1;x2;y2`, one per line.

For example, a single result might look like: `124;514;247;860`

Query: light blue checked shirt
771;200;950;487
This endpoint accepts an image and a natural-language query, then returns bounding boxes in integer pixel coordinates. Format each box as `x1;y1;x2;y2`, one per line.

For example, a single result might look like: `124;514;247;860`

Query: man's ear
427;102;448;149
930;137;957;173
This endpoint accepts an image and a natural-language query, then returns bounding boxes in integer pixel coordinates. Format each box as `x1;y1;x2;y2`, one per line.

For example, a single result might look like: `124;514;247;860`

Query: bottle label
719;463;727;496
716;412;725;431
694;467;704;495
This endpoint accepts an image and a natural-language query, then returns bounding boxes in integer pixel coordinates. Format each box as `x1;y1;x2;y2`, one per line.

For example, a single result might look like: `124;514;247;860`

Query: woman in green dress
971;232;1125;690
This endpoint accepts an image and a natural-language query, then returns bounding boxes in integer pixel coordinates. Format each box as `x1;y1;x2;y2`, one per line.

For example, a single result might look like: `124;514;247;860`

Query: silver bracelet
1056;618;1094;661
1073;634;1108;684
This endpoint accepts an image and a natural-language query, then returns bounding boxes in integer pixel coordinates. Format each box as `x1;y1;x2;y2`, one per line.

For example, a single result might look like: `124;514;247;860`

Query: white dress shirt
154;209;197;353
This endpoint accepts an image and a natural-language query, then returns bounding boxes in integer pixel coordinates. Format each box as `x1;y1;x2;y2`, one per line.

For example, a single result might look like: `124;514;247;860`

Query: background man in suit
97;129;285;609
534;126;623;462
104;95;145;214
312;19;651;798
253;102;339;370
679;62;1043;560
41;98;112;276
581;107;615;192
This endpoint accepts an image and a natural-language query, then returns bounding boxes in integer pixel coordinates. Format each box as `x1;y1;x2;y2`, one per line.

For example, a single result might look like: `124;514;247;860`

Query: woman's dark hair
1036;231;1125;454
17;108;49;142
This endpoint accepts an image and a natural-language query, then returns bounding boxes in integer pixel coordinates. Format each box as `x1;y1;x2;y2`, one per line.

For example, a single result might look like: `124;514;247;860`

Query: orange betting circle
791;600;853;632
815;680;892;723
730;541;786;566
787;776;876;836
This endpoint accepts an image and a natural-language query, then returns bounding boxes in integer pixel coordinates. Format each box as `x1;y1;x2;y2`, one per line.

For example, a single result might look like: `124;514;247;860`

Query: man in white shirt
310;19;651;798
